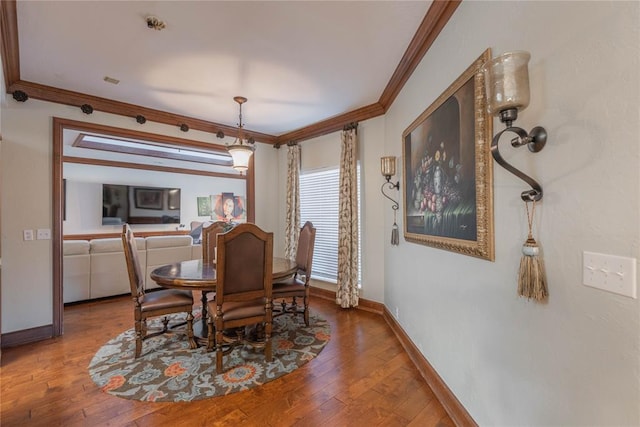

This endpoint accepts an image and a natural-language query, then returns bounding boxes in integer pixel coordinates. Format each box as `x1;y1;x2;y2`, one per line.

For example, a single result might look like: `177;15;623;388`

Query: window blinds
300;167;361;284
300;168;340;282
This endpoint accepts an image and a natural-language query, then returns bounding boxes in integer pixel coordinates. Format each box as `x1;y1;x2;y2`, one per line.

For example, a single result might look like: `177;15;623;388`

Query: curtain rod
343;122;358;131
273;123;359;149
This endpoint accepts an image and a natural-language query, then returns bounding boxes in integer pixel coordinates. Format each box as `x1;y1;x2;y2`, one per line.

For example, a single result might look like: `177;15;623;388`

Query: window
300;167;361;284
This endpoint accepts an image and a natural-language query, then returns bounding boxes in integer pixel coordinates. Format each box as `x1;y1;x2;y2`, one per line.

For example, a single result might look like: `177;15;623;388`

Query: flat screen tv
102;184;181;225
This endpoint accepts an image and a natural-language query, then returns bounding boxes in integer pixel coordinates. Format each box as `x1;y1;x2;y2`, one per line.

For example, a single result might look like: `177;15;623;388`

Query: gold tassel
390;208;399;246
517;201;548;302
518;237;548;301
391;222;399;246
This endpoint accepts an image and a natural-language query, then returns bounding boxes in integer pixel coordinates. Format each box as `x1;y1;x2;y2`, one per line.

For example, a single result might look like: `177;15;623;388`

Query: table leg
201;291;209;320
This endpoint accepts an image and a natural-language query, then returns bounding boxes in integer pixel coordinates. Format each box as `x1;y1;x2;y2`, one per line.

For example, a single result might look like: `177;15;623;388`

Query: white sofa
144;235;195;290
90;237;146;299
63;240;91;303
63;235;201;303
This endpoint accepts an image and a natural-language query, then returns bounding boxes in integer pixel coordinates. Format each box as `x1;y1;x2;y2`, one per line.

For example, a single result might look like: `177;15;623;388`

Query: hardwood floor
0;294;454;427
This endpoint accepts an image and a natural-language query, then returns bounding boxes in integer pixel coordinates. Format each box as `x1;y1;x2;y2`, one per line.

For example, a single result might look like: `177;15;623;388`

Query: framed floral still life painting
402;48;494;261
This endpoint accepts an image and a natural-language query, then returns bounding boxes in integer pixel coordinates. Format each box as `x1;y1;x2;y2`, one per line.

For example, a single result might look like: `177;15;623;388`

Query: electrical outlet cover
37;229;52;240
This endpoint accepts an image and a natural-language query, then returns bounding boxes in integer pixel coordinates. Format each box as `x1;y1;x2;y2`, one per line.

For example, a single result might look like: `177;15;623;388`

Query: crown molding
7;80;278;144
378;0;462;110
275;102;385;145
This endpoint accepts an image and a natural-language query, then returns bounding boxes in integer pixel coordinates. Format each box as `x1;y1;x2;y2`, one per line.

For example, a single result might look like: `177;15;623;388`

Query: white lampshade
227;143;254;172
482;51;531;116
226;96;255;173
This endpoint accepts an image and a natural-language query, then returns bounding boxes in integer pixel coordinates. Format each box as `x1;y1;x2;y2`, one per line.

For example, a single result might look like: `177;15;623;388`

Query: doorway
52;118;255;335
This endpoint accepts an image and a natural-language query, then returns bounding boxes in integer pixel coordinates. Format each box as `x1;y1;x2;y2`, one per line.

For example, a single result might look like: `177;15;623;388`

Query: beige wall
383;1;639;425
0;99;281;333
253;141;281;250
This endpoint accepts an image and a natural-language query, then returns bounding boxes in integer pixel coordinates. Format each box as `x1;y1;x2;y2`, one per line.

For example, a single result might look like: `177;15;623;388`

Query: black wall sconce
381;156;400;245
481;51;547;201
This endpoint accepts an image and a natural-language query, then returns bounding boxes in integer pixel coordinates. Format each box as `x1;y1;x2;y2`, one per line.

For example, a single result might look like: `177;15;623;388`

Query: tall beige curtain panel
284;143;301;261
336;125;360;308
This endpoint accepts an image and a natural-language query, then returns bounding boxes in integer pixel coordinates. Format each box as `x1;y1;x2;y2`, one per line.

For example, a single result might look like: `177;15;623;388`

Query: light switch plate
583;251;637;299
36;228;51;240
23;229;34;241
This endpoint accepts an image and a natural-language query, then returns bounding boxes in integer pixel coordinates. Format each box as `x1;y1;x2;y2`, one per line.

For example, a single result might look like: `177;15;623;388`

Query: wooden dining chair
200;221;229;314
273;221;316;326
202;221;228;264
121;224;196;358
206;223;274;373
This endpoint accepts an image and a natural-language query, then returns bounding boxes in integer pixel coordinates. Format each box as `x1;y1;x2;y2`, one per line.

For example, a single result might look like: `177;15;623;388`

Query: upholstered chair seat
273;221;316;326
273;276;305;293
139;289;193;313
213;298;266;322
122;224;195;358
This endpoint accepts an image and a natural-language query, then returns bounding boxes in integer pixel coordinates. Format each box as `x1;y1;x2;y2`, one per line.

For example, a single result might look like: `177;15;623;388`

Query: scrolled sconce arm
381;180;400;211
491;124;547;202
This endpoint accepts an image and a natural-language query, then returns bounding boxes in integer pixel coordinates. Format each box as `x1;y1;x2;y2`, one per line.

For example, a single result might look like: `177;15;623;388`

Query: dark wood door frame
51;117;255;336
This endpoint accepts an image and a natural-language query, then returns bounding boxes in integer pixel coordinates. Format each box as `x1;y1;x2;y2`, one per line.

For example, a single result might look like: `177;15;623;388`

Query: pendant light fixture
226;96;255;173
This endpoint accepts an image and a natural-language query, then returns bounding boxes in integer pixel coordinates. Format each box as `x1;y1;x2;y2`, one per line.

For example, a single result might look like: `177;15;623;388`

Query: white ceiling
17;1;431;136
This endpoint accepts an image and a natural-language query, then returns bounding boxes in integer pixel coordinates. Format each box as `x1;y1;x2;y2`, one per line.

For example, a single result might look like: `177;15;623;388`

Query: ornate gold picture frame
402;48;494;260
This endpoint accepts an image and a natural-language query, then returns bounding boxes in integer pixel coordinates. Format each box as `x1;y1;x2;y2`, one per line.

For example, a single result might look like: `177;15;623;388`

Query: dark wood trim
64;230;189;241
1;325;53;349
356;297;385;315
309;286;384;315
378;0;462;110
275;102;385;145
0;0;19;87
53;118;64;336
8;80;278;144
246;154;256;223
309;286;335;301
64;156;242;180
382;306;477;427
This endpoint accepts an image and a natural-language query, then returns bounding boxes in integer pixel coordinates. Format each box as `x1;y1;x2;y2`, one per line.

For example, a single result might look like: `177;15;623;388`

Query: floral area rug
88;311;330;402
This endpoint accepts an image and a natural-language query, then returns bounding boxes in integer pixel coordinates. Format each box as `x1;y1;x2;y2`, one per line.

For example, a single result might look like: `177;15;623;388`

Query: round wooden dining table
150;257;297;345
150;257;297;291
